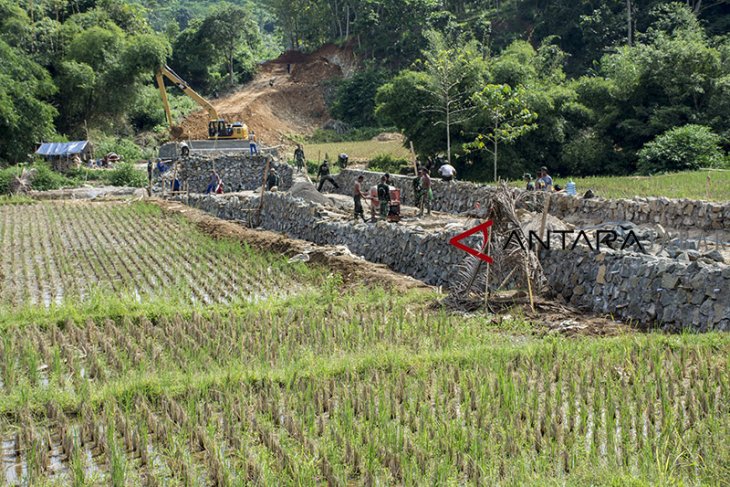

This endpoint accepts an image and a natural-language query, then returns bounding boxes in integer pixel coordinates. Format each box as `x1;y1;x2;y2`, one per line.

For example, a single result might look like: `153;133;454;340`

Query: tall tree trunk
229;54;234;84
446;101;452;164
345;3;350;39
626;0;633;46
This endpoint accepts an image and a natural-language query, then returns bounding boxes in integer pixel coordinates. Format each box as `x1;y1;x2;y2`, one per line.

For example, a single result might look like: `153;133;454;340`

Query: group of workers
524;166;555;191
147;158;181;192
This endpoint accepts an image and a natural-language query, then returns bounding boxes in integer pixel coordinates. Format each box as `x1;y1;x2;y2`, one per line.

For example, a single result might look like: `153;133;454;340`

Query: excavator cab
207;120;248;140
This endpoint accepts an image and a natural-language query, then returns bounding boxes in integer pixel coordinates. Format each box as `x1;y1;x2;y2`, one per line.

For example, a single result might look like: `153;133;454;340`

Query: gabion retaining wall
178;192;729;331
541;247;729;331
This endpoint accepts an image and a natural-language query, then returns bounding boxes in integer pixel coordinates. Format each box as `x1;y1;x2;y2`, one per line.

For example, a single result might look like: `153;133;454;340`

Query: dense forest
1;0;728;179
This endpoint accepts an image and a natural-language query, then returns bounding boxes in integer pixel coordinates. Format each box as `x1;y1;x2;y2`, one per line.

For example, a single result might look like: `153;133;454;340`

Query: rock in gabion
179;155;293;193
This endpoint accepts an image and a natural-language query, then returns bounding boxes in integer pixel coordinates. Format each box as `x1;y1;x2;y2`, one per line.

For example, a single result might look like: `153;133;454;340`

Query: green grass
512;169;730;201
304;139;411;162
0;194;34;205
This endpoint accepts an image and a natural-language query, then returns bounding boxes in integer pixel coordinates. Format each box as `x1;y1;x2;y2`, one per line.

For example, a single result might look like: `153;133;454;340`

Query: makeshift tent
35;141;93;171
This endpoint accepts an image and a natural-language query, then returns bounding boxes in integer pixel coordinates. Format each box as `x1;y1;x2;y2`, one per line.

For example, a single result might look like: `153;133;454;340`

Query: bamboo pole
409;141;418;176
484;223;492;308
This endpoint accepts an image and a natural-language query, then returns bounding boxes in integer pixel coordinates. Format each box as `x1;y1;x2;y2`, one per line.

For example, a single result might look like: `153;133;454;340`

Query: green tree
375;71;444;156
468;84;537;181
331;65;388;127
419;30;484;164
0;39;57;163
196;4;260;85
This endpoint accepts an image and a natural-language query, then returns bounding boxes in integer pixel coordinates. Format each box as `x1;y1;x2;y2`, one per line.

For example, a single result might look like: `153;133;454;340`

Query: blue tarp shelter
35;140;93;171
35;141;91;158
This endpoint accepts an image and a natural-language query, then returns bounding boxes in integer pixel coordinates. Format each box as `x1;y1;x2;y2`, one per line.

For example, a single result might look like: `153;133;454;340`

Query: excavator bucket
170;126;186;140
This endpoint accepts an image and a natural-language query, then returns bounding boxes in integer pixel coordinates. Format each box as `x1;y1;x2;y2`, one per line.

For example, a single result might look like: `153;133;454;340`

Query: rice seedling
0;200;726;485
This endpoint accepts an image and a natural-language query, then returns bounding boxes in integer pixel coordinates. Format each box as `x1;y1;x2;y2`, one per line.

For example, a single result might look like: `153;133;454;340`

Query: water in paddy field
1;435;24;485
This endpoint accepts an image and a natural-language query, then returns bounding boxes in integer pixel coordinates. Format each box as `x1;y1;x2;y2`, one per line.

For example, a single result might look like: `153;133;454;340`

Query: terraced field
0;200;727;485
0;202;319;311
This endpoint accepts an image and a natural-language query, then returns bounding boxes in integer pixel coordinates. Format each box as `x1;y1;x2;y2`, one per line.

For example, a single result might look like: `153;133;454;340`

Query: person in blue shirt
537;166;553;191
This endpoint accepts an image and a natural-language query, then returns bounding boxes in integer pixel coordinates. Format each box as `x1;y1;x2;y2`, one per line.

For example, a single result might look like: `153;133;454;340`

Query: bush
94;134;149;163
30;164;73;191
331;66;389;127
0;164;73;194
0;166;19;195
637;125;724;174
105;162;146;187
368;154;411;174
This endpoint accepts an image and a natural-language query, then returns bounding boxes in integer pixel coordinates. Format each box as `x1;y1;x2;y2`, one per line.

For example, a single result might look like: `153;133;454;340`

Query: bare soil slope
181;44;357;145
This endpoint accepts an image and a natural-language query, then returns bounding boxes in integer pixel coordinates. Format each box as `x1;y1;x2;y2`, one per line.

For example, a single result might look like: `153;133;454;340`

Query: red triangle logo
449;220;494;264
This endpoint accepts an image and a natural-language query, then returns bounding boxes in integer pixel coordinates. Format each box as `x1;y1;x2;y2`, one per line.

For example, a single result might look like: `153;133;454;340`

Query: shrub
94;134;149;163
30;164;73;191
105;162;146;187
331;66;389;127
637;125;724;174
0;164;73;194
307;127;396;143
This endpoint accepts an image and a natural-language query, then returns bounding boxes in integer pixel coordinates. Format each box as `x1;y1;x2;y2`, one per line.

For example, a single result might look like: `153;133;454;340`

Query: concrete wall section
333;169;730;232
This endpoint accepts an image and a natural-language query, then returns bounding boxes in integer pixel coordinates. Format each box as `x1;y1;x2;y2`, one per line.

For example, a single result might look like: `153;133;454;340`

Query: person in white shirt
438;163;456;182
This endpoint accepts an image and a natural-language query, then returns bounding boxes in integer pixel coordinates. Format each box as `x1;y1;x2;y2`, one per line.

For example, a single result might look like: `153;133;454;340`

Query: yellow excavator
155;64;248;140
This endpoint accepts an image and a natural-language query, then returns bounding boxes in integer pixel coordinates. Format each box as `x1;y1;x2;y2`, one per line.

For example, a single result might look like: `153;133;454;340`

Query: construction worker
147;159;153;184
353;175;367;222
206;170;221;194
524;173;535;191
317;159;339;192
537;166;553;191
267;168;280;191
337;153;349;169
418;168;432;216
249;130;258;155
412;172;422;209
180;141;190;157
438;162;456;181
294;144;305;172
377;175;390;219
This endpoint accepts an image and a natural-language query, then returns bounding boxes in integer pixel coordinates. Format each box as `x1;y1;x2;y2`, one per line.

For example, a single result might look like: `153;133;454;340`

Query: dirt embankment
181;44;357;145
153;199;428;292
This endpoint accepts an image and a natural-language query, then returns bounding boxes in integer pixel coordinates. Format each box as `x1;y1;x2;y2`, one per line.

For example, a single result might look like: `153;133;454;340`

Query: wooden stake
539;194;551;242
409;141;418;176
525;259;535;313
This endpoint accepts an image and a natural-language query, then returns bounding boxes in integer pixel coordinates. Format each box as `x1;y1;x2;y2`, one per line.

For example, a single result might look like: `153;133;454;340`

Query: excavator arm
156;64;219;123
